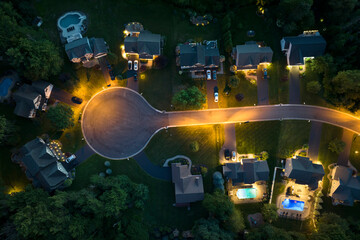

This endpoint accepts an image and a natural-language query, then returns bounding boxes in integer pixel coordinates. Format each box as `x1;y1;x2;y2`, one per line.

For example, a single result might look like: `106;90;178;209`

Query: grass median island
69;155;207;229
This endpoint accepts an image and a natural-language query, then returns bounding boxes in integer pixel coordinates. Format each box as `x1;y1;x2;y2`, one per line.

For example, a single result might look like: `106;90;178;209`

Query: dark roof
65;37;92;60
124;31;161;56
91;38;108;58
284;156;325;189
179;43;220;69
13;84;42;118
330;166;360;206
281;34;326;65
233;42;273;68
171;163;204;204
17;138;69;191
223;159;269;185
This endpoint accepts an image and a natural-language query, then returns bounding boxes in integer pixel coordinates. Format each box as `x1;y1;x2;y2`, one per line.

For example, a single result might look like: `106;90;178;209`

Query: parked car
263;68;267;79
66;154;76;164
106;60;111;70
71;97;83;104
224;149;230;160
232;151;236;161
128;60;132;70
134;60;138;71
214;92;218;102
107;83;111;87
134;73;137;82
206;70;211;80
109;70;115;80
213;70;217;80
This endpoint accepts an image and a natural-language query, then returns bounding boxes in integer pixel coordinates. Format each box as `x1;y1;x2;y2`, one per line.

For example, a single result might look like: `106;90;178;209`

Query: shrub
306;81;321;94
328;138;346;154
235;93;244;102
190;141;200;152
229;76;240;88
107;52;118;65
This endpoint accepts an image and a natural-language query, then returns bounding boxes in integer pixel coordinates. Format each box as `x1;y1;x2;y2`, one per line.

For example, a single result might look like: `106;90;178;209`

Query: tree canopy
203;191;234;222
172;86;206;110
261;203;278;223
328;138;346;154
47;104;74;130
0;116;17;145
192;218;233;240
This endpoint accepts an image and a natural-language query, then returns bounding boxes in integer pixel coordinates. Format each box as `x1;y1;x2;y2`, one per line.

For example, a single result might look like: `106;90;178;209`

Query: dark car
71;97;83;104
213;70;217;80
109;70;115;80
134;73;137;82
224;149;230;160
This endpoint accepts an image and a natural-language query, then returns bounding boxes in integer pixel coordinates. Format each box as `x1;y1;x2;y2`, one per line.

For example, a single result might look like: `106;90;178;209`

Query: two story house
232;41;273;70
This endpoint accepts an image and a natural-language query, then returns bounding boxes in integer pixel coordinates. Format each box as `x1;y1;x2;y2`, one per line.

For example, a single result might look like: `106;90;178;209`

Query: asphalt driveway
257;66;269;105
308;122;322;160
289;67;301;104
206;79;219;109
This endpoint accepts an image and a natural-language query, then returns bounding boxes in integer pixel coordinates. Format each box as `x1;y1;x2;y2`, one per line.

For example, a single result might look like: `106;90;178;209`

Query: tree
6;37;63;80
225;209;244;233
190;141;200;152
172;86;206;110
306;81;321;94
154;55;168;69
229;76;240;88
47;103;74;130
259;151;269;160
192;218;233;240
203;191;234;222
247;224;306;240
310;213;352;240
0;115;17;145
107;52;118;65
328;138;346;154
262;204;278;223
212;171;225;192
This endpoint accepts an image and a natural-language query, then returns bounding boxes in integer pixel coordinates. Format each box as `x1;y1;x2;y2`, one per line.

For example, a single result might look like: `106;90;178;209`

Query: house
223;159;269;185
12;137;70;191
13;81;53;118
171;163;204;205
124;22;144;37
65;37;108;63
284;156;324;190
178;41;220;73
232;41;273;70
280;31;326;66
124;30;162;62
329;165;360;206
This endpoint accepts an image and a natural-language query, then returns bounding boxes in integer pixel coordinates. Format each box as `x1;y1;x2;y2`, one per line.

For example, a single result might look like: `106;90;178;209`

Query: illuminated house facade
65;37;108;64
232;41;273;70
280;31;326;66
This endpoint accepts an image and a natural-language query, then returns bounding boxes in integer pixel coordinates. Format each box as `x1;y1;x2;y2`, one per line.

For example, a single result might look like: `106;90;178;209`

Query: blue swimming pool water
236;188;257;199
0;78;12;96
59;14;81;28
281;198;304;211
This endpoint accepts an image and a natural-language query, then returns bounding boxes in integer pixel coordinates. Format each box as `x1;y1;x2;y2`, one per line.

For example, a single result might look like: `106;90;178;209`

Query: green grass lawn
268;61;289;104
217;75;258;108
69;155;207;230
349;134;360;171
145;125;224;192
317;124;343;194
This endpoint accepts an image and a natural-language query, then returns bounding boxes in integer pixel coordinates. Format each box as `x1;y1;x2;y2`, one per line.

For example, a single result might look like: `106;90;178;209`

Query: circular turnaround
81;87;167;159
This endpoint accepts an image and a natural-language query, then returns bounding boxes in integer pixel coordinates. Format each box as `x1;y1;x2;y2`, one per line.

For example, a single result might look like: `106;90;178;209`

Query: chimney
195;177;200;185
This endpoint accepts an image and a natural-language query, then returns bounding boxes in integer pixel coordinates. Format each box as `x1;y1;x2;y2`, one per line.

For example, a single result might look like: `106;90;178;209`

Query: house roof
233;42;273;68
329;166;360;206
124;31;161;56
282;34;326;65
284;156;325;189
179;43;220;68
90;38;108;58
13;84;41;118
65;37;92;60
18;138;69;191
171;163;204;204
31;81;53;98
223;159;270;185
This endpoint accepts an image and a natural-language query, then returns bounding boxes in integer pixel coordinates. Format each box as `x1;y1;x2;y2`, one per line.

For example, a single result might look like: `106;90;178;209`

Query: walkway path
133;151;171;181
257;66;269;105
162;155;192;168
308;122;322;161
289;67;301;104
82;87;360;160
337;130;354;166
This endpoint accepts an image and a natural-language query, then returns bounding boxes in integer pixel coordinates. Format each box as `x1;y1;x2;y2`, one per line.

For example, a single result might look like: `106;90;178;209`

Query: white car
206;70;211;80
66;154;76;163
134;60;138;71
214;92;219;102
232;151;236;161
128;60;132;70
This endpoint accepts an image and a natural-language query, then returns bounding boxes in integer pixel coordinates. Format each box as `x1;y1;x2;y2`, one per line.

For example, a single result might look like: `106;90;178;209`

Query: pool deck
227;181;267;204
57;11;87;43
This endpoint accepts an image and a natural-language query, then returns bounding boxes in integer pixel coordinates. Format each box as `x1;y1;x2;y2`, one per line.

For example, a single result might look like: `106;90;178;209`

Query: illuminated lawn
268;61;289;104
69;155;207;230
350;135;360;171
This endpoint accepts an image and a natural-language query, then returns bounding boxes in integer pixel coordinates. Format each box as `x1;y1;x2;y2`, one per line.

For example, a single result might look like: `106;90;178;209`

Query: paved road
289;67;301;104
308;122;322;161
338;130;355;166
206;80;219;109
82;87;360;160
133;151;171;181
257;66;269;105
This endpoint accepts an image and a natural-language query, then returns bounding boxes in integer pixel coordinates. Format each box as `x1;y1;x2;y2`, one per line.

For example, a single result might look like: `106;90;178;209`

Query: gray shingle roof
171;163;204;204
223;159;269;185
13;84;41;118
91;38;108;58
284;156;325;189
65;37;92;61
281;35;326;65
179;43;220;69
124;31;161;57
233;42;273;69
330;166;360;206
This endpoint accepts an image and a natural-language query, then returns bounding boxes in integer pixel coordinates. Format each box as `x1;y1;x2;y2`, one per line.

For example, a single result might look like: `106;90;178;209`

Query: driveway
308;122;322;161
51;87;86;108
63;143;95;171
257;66;269;105
206;79;219;109
220;124;236;163
338;130;354;166
98;56;112;86
133;151;171;181
82;87;360;160
289;67;301;104
127;70;139;92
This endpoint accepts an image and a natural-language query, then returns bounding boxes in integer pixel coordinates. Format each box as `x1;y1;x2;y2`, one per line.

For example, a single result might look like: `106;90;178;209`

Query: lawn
69;155;207;230
317;124;343;194
145;125;224;192
349;134;360;171
268;61;289;104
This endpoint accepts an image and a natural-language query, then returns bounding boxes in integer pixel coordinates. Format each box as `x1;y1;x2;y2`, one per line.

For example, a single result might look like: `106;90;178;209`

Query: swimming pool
0;78;13;97
59;13;81;28
236;188;257;199
281;198;304;211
